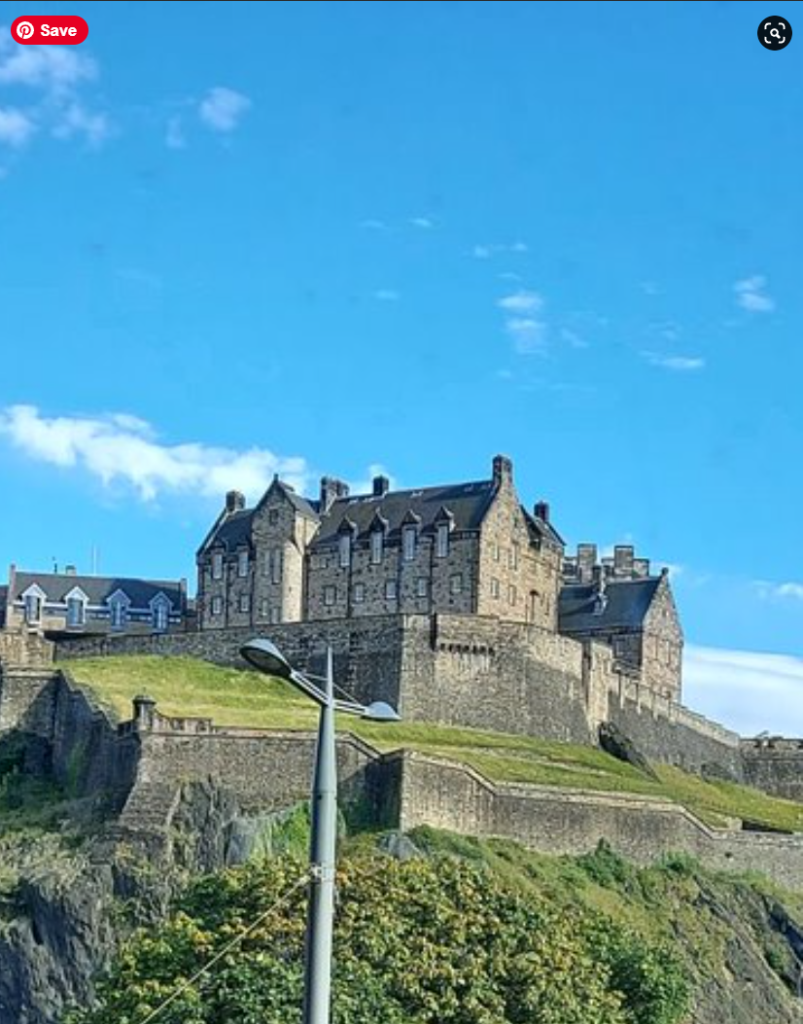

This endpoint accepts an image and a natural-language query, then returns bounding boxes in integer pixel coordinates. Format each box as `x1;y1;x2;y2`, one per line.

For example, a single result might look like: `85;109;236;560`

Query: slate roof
205;510;255;552
311;480;497;547
559;578;661;633
11;572;185;610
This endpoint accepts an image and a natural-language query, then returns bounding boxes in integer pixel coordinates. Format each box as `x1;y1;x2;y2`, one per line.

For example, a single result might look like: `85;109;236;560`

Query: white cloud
472;242;528;260
560;328;589;350
643;352;706;372
348;464;398;496
497;290;544;315
166;115;186;150
0;36;97;92
472;244;492;259
684;645;803;736
754;580;803;602
506;317;548;355
0;106;35;147
410;217;433;229
374;289;400;302
734;275;775;313
360;219;388;231
52;102;111;146
0;405;309;503
199;87;251;132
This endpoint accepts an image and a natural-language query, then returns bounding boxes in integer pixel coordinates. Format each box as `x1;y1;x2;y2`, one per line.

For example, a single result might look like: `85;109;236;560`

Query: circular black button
758;16;792;50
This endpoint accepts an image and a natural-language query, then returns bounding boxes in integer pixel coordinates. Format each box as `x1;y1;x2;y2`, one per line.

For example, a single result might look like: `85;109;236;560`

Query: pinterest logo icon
10;16;89;45
15;21;35;40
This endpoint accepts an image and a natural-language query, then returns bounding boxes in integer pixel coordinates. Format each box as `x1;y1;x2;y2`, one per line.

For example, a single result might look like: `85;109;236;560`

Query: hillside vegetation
68;655;803;833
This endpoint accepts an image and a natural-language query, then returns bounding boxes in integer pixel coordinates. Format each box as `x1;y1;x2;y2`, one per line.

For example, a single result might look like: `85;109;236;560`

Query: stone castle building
197;455;683;700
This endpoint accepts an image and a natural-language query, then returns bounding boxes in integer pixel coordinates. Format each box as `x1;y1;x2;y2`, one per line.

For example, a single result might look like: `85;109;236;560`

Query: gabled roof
311;480;497;547
559;578;662;633
256;479;320;522
201;481;320;555
10;572;184;610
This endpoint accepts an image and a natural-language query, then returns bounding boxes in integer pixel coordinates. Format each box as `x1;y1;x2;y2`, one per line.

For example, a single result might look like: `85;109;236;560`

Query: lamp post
240;638;400;1024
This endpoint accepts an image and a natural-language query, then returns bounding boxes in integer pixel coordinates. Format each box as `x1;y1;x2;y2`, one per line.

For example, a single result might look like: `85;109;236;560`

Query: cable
136;870;310;1024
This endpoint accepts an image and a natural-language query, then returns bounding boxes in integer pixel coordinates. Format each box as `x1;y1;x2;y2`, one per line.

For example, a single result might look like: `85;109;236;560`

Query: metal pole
302;646;337;1024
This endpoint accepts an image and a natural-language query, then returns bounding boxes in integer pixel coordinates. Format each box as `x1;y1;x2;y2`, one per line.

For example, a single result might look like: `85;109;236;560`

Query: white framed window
239;594;251;614
403;526;417;562
67;597;86;628
110;601;127;631
339;534;352;569
25;594;42;624
385;580;398;601
436;524;449;559
450;574;463;595
238;551;249;578
152;602;169;632
417;578;429;598
371;530;384;565
211;596;223;616
491;578;500;600
324;586;337;607
354;583;366;604
212;552;224;580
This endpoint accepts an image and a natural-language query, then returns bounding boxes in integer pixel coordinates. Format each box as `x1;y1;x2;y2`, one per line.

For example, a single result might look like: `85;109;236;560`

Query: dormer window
66;594;87;628
111;602;126;630
153;602;169;632
25;594;42;625
436;524;450;559
403;526;417;562
212;552;224;580
237;551;249;578
371;530;383;565
339;534;352;569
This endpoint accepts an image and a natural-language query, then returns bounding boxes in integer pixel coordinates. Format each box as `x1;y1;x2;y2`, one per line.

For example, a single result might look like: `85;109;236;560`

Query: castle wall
742;740;803;802
395;753;803;892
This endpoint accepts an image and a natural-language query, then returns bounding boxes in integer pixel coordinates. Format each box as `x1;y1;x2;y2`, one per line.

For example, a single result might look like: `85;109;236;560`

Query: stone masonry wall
396;753;803;892
742;740;803;802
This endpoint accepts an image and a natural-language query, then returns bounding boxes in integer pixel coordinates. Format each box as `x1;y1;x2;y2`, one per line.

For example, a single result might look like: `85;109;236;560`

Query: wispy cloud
472;242;528;260
360;219;389;231
497;290;544;315
374;289;401;302
642;352;706;372
560;328;589;350
684;645;803;736
0;106;35;147
734;275;775;313
410;216;434;230
165;115;186;150
506;317;548;355
348;463;398;496
0;31;109;156
0;405;310;503
199;87;251;133
754;580;803;602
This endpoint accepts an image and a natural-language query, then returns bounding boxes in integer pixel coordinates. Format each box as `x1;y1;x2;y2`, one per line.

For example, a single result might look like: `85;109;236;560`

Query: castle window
239;594;251;614
324;586;337;607
403;526;417;562
238;551;249;578
110;601;127;631
270;549;283;585
270;607;282;625
152;602;169;632
212;552;224;580
491;578;500;600
417;578;429;598
436;524;449;559
211;597;223;616
450;574;463;595
385;580;398;601
510;543;520;570
67;597;86;628
339;534;352;569
371;530;383;565
354;583;366;604
269;510;279;527
25;594;42;624
493;543;501;563
260;599;270;619
508;585;518;606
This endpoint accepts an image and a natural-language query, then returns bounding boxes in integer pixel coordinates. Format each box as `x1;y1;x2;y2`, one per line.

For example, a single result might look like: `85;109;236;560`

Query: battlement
563;544;653;584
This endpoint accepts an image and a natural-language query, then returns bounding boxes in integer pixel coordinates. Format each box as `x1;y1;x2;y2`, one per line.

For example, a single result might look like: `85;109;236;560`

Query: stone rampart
742;739;803;803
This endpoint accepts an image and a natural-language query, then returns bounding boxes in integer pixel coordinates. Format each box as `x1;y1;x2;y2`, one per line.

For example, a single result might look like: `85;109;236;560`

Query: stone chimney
534;501;550;523
373;475;390;498
614;546;635;578
225;491;246;515
576;544;598;584
65;565;77;576
320;477;351;514
492;455;514;489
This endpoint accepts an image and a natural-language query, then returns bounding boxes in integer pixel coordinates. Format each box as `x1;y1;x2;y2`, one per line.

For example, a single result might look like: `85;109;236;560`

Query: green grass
67;655;803;834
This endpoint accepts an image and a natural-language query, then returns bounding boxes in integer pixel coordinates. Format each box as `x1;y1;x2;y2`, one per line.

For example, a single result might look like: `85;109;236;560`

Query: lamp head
361;701;401;723
240;638;293;680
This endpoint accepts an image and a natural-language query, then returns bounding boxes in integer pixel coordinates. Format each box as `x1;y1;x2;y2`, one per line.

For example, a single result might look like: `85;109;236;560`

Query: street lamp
240;638;400;1024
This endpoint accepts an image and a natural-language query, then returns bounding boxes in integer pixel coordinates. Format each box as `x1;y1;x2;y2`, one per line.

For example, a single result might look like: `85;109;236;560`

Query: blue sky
1;1;802;733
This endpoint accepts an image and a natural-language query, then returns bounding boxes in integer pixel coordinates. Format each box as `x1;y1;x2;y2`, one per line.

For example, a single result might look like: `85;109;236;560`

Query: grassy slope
67;655;803;833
